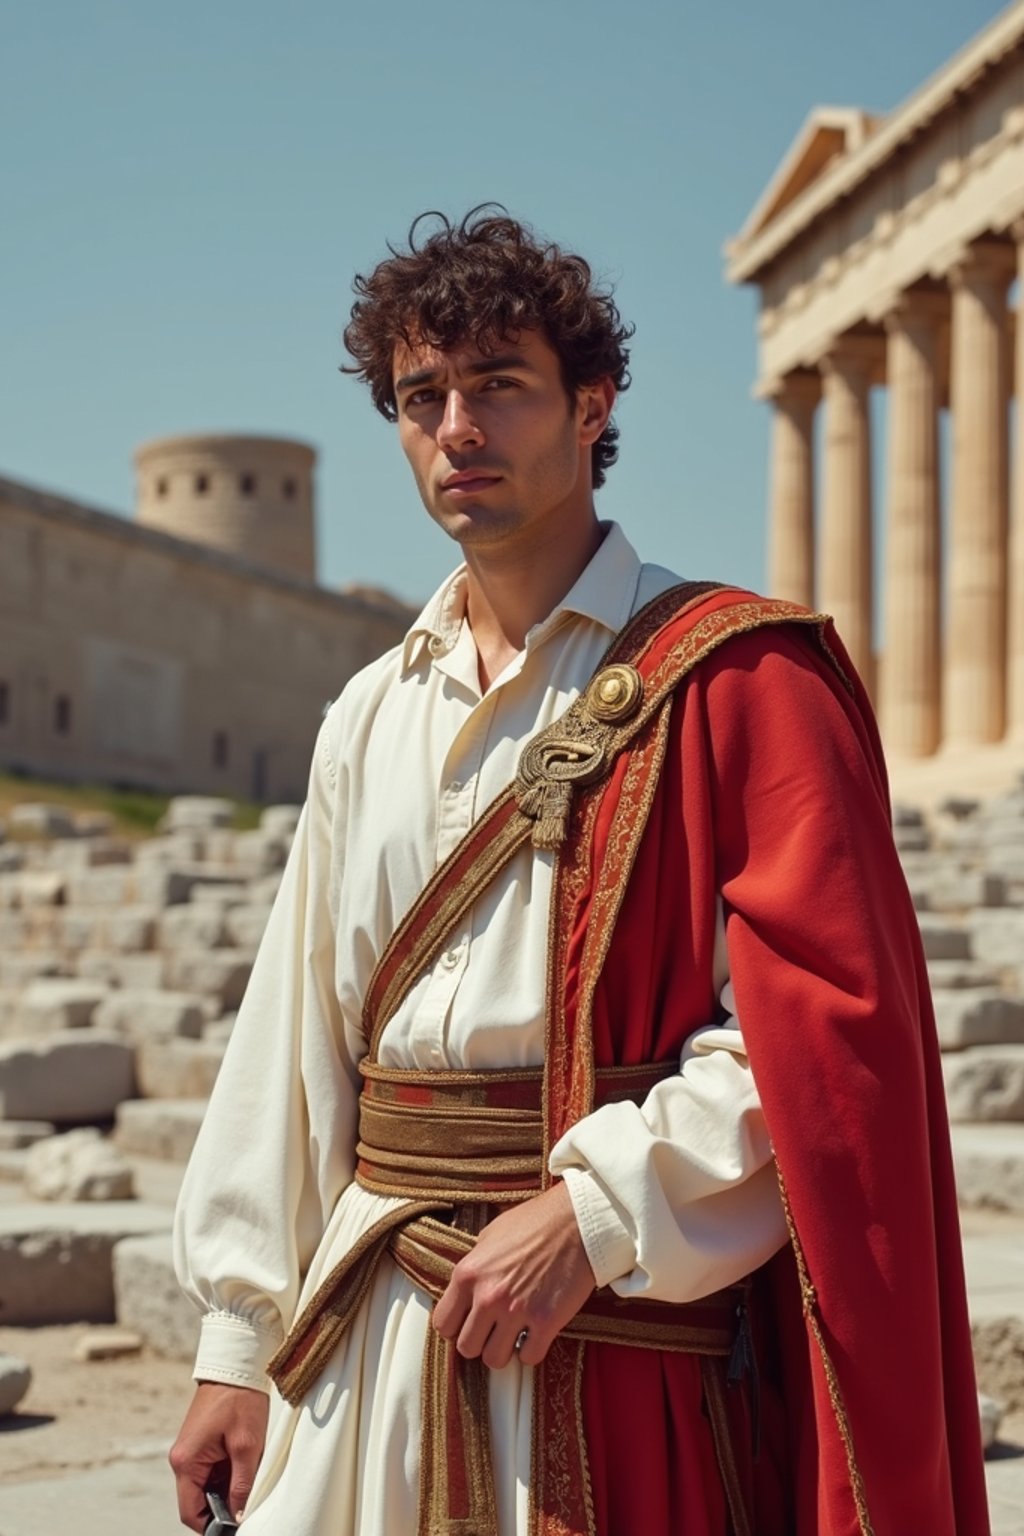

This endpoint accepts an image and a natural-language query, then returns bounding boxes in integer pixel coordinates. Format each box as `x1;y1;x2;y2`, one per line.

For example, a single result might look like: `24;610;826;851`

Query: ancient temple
727;3;1024;770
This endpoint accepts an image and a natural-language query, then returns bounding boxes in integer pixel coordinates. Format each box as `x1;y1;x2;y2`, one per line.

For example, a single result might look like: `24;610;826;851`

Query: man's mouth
440;472;502;495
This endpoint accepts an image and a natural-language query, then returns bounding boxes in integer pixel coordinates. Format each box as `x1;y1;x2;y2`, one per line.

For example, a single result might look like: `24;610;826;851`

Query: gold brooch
514;665;645;849
585;664;644;723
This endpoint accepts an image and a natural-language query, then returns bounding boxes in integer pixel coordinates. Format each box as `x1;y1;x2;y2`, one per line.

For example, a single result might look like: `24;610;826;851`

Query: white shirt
174;522;786;1394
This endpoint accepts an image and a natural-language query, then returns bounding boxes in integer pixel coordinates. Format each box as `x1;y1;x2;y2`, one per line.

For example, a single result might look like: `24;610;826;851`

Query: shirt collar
399;521;643;677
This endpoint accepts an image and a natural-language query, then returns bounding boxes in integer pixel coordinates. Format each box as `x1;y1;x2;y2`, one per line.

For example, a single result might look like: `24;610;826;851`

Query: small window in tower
240;473;256;496
212;731;229;769
282;477;297;500
156;476;169;498
0;682;9;724
195;473;210;495
54;695;72;735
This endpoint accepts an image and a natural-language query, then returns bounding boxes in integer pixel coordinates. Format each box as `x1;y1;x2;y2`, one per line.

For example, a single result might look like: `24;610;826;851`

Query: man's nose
437;389;484;452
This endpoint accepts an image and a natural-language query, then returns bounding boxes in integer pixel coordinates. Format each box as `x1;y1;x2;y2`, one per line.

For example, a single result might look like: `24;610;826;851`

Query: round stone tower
134;433;317;582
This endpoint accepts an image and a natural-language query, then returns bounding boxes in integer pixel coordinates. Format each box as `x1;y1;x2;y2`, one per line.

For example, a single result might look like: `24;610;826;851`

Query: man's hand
431;1181;595;1369
169;1380;270;1531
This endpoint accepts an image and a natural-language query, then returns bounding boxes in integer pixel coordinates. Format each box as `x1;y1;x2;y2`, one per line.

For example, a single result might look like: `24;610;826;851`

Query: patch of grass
0;772;262;839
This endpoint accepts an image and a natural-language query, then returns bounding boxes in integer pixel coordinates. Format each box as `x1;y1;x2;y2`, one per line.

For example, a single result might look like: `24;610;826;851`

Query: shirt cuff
193;1311;284;1395
560;1166;637;1290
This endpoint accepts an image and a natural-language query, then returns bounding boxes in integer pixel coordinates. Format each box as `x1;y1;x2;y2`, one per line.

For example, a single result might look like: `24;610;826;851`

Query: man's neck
463;517;604;693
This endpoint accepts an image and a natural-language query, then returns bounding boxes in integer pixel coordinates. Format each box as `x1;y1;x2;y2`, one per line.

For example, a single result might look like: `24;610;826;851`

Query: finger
481;1317;524;1371
170;1450;226;1532
227;1433;264;1524
432;1279;469;1340
456;1304;500;1360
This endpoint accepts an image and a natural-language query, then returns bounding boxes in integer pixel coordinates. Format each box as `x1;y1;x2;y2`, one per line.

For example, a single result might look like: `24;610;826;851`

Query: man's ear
577;377;616;446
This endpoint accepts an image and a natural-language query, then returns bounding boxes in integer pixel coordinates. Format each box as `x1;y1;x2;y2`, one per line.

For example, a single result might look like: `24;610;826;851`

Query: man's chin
429;503;522;547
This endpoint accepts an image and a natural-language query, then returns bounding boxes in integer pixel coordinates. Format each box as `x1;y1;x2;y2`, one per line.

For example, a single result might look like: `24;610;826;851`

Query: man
170;209;989;1535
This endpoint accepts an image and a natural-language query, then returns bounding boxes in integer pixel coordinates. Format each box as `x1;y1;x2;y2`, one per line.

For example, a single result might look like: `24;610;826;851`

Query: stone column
819;337;878;693
945;241;1015;745
766;372;819;607
880;293;945;756
1009;222;1024;739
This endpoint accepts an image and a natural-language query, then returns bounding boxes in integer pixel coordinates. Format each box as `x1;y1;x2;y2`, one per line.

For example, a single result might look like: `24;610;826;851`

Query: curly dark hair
342;206;633;489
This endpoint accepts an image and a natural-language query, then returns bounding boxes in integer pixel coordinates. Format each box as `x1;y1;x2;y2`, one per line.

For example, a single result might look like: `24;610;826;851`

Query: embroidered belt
355;1059;678;1201
267;1064;754;1536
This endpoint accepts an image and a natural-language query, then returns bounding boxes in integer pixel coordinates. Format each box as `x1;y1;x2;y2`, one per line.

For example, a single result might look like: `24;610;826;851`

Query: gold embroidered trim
574;696;676;1133
369;794;531;1054
777;1164;875;1536
266;1198;448;1404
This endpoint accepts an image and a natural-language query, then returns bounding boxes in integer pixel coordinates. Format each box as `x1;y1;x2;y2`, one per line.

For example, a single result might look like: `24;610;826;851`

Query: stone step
953;1123;1024;1213
944;1046;1024;1121
0;1200;171;1324
114;1099;206;1163
932;990;1024;1050
917;917;972;961
0;1032;136;1122
113;1232;200;1361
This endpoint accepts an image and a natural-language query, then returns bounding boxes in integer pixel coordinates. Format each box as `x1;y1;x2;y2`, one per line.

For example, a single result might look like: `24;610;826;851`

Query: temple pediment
735;108;880;245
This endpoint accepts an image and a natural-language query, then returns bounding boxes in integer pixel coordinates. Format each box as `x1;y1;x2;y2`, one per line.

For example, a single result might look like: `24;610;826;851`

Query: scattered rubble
0;1354;32;1415
25;1128;135;1202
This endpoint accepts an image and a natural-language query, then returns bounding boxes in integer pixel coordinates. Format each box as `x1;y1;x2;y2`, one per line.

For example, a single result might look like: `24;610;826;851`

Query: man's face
392;328;607;552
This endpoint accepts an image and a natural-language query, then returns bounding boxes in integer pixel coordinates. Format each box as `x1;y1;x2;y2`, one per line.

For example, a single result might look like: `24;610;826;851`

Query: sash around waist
355;1057;679;1202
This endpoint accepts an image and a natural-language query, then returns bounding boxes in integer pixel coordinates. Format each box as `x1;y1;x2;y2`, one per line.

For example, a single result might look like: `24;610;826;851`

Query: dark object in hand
205;1490;239;1533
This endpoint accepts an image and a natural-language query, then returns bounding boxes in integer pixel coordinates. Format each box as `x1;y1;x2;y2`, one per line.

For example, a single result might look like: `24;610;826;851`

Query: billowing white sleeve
173;709;359;1392
547;909;787;1303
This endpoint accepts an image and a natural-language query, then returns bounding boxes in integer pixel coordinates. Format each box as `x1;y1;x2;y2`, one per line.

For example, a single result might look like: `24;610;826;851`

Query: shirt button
441;948;461;970
447;780;462;795
428;635;446;656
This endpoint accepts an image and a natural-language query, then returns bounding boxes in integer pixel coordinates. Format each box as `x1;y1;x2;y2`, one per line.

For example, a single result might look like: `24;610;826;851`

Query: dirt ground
0;1324;194;1484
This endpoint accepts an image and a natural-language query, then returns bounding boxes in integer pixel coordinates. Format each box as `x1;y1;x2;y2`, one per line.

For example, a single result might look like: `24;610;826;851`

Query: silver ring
513;1328;529;1354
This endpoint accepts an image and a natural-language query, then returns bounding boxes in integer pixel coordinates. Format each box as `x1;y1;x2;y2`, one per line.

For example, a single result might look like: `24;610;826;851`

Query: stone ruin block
135;1038;227;1099
113;1233;200;1361
0;1120;55;1149
16;978;110;1032
75;951;167;991
43;837;132;870
223;904;274;953
231;829;289;874
163;950;252;1009
0;950;66;988
156;905;230;952
916;917;972;961
115;1099;207;1162
17;871;68;908
943;1045;1024;1122
159;797;234;834
0;1032;136;1122
952;1124;1024;1212
261;804;301;840
134;833;207;867
0;1201;171;1323
187;881;249;909
8;804;78;838
25;1127;136;1201
93;989;206;1043
927;959;1000;991
932;989;1024;1050
966;909;1024;972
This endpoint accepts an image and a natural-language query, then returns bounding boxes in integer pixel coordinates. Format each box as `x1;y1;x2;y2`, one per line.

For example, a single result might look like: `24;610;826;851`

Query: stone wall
0;478;409;802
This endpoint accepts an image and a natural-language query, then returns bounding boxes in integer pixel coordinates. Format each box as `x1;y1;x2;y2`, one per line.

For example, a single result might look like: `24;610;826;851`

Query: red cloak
544;590;989;1535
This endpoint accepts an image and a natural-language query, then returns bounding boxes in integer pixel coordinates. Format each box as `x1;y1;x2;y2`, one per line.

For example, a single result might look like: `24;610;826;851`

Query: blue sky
0;0;1000;606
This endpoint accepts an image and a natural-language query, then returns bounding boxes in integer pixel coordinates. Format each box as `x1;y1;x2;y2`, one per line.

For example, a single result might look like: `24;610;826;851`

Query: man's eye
406;389;439;407
481;377;517;391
